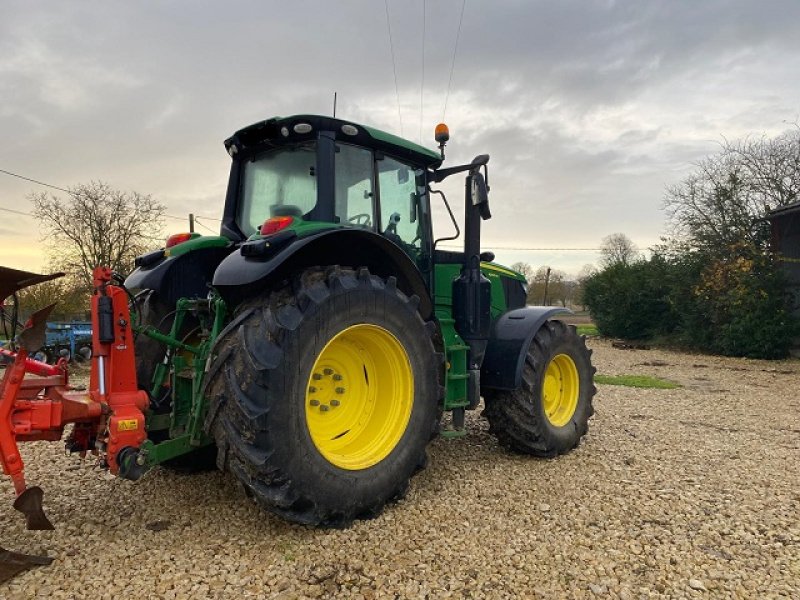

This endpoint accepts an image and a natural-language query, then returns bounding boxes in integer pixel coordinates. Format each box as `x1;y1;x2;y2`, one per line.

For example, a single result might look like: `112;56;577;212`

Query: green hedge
583;249;797;359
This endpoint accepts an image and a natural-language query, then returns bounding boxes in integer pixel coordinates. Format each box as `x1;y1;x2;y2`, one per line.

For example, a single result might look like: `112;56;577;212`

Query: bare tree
664;127;800;253
528;266;565;305
30;181;165;288
510;261;535;284
15;279;87;321
577;264;598;281
600;233;640;267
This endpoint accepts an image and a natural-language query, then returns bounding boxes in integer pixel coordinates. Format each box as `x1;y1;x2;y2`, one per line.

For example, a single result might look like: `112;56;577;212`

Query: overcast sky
1;0;799;276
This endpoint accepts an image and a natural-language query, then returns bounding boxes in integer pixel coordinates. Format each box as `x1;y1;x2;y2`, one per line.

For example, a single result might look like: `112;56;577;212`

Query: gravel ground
1;338;799;599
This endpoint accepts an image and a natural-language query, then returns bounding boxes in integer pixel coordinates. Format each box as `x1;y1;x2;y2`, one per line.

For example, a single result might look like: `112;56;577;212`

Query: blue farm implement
35;321;93;364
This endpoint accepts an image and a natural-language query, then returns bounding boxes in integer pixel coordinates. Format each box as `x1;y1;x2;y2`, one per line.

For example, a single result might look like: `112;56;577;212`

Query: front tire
483;320;596;457
204;266;440;527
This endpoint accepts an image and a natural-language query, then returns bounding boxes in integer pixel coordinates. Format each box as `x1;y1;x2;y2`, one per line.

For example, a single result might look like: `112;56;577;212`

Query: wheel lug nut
335;387;345;394
330;399;340;407
323;368;333;376
309;386;317;393
333;374;343;381
310;399;320;407
320;405;330;412
312;373;322;380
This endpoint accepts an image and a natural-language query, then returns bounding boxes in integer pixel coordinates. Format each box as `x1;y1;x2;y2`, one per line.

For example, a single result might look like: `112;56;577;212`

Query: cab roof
225;114;443;169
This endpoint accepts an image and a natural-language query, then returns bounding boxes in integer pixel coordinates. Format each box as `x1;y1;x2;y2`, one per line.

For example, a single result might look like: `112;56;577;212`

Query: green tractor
125;115;596;526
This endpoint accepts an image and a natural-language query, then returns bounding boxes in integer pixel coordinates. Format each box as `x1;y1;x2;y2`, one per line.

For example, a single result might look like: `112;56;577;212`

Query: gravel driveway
2;338;799;599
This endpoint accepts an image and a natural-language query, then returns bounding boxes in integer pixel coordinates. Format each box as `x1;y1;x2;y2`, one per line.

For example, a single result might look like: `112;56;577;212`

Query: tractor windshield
238;143;317;236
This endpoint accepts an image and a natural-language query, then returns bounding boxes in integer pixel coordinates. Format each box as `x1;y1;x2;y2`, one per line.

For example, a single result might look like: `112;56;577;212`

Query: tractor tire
134;291;217;472
32;349;51;364
203;266;441;527
57;347;71;363
483;320;596;457
75;345;92;363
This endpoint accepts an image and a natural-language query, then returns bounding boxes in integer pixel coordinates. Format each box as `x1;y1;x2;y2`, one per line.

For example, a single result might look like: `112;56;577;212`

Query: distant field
576;324;599;336
554;310;594;327
594;374;681;389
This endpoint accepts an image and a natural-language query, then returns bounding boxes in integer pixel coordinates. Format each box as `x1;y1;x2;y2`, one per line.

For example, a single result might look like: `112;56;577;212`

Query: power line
0;167;221;223
440;244;600;251
0;199;593;250
0;202;201;225
1;169;597;251
420;0;426;144
0;168;72;195
0;205;33;217
384;0;404;137
193;214;222;222
193;217;218;234
443;0;467;122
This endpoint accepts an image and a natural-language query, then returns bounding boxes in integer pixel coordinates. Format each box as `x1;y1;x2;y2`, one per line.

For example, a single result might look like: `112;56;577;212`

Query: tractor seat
270;205;304;218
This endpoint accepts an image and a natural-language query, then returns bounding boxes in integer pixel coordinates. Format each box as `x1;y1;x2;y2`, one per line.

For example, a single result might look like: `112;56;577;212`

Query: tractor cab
220;115;442;274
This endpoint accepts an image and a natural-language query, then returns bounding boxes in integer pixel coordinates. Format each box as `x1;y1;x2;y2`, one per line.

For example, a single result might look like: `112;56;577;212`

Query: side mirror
409;192;418;223
470;172;491;220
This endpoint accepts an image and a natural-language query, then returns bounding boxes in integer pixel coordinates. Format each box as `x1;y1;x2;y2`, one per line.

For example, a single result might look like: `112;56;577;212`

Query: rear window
238;143;317;236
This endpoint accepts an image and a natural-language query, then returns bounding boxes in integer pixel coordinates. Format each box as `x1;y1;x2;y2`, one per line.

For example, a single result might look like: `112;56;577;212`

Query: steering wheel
348;213;372;226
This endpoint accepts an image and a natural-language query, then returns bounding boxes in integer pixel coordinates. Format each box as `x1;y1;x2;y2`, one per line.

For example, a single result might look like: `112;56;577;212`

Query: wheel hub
305;324;413;470
542;353;579;427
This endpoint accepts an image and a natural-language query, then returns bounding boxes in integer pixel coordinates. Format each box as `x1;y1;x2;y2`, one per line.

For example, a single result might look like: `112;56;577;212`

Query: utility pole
542;267;551;306
189;214;195;233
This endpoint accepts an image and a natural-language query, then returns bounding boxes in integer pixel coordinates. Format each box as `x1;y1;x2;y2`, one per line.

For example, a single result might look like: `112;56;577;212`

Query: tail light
260;216;294;236
165;233;197;248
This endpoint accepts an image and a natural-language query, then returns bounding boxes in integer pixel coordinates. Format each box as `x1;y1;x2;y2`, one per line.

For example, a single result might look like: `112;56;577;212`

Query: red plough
0;266;148;530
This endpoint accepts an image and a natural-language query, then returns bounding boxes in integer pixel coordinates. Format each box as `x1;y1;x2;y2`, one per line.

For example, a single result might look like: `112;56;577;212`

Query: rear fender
212;229;433;319
125;245;233;306
480;307;572;391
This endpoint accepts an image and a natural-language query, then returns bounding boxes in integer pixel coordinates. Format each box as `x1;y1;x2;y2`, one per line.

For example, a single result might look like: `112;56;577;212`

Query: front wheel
483;320;596;457
204;266;440;527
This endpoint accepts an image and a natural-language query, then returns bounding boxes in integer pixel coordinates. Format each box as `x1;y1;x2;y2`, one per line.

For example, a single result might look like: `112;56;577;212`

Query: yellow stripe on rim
305;324;414;470
542;354;579;427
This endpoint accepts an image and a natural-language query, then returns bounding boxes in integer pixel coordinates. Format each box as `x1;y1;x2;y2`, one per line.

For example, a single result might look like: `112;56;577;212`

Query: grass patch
594;374;681;389
576;324;599;336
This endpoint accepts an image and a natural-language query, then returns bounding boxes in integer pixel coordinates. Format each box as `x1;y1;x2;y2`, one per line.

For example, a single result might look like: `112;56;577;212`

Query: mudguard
125;245;234;306
480;306;572;391
212;229;433;319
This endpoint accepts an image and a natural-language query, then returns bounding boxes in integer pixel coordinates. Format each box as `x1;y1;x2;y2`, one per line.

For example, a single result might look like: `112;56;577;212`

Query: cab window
378;157;425;251
238;143;317;236
334;144;375;228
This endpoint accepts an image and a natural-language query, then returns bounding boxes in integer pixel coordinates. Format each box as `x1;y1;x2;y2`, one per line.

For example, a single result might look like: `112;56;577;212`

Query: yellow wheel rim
542;354;579;427
305;324;414;470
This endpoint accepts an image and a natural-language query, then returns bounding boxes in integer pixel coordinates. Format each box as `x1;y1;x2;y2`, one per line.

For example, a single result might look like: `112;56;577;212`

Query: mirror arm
429;155;490;183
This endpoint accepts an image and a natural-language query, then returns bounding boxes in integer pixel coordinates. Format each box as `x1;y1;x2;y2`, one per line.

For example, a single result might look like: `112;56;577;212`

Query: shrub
584;247;797;359
692;248;796;358
583;258;676;339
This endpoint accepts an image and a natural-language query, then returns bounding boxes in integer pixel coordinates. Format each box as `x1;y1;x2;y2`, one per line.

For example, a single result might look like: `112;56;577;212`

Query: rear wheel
483;320;595;456
203;266;440;526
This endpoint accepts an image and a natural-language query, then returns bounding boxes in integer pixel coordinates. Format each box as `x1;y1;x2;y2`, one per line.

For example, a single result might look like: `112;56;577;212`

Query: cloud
1;0;799;275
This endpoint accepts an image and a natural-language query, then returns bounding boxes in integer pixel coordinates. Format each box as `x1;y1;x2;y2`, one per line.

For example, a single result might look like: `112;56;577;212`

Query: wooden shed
769;201;800;317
